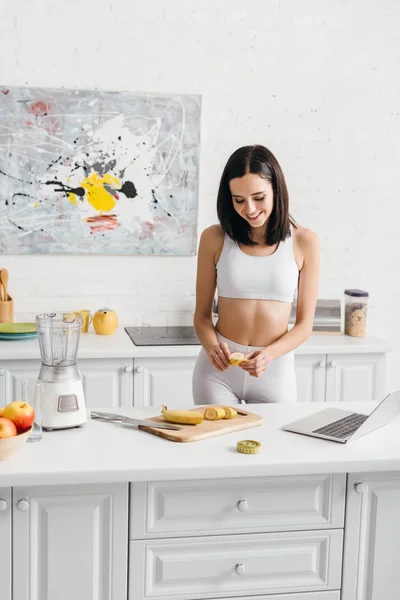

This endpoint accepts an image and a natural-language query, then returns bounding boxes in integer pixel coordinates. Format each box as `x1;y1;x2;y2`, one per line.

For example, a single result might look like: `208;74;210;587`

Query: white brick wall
1;0;399;390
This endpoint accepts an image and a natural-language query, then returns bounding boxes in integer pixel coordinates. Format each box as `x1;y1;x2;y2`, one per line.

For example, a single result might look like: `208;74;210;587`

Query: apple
2;401;34;433
0;417;17;439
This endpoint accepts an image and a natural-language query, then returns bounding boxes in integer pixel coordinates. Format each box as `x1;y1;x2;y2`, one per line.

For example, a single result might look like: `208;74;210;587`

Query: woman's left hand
240;348;269;378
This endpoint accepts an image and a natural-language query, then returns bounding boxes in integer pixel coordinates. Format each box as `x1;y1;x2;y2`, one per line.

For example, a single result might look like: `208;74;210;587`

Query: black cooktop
125;326;200;346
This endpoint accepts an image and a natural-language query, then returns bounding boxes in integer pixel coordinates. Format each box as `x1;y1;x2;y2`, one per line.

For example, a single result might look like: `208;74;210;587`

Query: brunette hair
216;144;296;246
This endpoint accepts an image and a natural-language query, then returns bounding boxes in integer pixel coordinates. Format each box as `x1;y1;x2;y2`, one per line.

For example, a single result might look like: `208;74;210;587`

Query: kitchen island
1;401;400;600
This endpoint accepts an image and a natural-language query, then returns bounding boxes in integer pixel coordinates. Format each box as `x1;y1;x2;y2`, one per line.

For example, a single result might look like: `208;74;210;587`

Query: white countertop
0;327;392;360
1;402;399;487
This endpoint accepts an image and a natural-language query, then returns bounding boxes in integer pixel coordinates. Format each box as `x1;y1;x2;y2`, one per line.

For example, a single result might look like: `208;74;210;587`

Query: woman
192;144;320;405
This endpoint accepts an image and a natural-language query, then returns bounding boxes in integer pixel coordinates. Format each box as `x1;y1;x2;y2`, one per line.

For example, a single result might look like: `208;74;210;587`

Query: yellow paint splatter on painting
68;193;78;206
68;173;121;212
34;201;39;208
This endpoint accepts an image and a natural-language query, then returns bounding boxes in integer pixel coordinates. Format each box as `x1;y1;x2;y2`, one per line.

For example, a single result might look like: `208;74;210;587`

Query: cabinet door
325;353;386;403
0;488;11;600
79;358;134;408
133;357;197;407
0;366;7;406
13;483;128;600
294;355;326;402
342;473;400;600
2;360;42;405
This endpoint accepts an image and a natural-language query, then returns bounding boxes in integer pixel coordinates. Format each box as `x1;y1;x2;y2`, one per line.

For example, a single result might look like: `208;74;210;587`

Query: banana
161;405;203;425
229;352;245;366
204;406;226;421
221;406;237;419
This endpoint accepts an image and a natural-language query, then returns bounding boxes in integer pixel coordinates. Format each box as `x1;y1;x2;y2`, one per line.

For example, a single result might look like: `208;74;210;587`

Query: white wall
1;0;399;390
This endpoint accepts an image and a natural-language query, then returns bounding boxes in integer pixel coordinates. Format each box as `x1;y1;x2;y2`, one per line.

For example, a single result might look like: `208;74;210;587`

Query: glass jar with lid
344;289;369;337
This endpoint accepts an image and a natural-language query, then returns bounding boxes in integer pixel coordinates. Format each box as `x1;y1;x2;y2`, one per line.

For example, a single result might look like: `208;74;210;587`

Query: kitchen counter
1;401;399;487
0;327;392;360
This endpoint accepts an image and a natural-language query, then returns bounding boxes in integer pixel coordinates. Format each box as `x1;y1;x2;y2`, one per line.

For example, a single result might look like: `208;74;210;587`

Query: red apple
0;417;17;438
3;401;34;433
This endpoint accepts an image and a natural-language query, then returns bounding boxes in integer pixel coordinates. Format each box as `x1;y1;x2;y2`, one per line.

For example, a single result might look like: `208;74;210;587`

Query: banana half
229;352;245;366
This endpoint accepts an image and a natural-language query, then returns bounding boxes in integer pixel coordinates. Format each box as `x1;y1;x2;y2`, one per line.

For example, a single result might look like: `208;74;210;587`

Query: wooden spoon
1;268;8;301
0;269;4;302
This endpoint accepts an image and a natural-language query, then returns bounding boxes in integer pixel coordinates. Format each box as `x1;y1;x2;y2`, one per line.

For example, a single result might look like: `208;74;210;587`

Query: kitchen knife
90;411;182;430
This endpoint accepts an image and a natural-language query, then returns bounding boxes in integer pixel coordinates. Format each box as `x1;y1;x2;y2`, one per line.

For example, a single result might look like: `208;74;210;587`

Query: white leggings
192;332;297;405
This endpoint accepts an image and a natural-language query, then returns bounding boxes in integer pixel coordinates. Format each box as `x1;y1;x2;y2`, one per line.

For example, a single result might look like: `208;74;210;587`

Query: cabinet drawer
179;594;340;600
130;474;346;538
129;530;343;600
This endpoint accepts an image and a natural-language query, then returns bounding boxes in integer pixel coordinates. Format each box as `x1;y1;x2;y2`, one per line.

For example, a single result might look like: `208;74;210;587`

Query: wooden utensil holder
0;296;14;323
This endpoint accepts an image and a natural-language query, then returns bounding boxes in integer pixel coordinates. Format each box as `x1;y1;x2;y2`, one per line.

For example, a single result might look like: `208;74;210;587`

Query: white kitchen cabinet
294;352;386;403
294;355;327;403
79;358;134;408
130;474;346;539
133;356;197;408
325;353;386;403
342;472;400;600
130;529;343;599
0;366;7;406
0;358;134;408
0;487;11;600
12;482;128;600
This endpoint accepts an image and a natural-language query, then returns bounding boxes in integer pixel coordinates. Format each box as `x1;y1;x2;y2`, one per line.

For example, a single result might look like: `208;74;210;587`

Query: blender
36;312;87;430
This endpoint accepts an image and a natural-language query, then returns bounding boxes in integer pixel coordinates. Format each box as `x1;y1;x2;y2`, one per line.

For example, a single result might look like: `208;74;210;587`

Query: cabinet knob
354;482;367;495
235;563;247;575
0;499;7;511
124;366;133;373
16;499;29;511
329;360;337;368
319;361;326;368
236;499;249;512
135;366;144;374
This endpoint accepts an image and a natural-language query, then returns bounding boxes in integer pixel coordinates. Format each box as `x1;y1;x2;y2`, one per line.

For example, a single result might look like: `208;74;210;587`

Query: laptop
281;389;400;443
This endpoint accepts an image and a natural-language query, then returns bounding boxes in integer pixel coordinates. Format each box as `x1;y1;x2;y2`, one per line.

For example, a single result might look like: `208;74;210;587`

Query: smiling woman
193;144;320;406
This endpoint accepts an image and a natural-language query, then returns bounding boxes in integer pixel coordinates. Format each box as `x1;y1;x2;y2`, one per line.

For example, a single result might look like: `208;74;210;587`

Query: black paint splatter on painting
45;156;63;171
118;181;137;198
44;180;85;198
0;169;32;185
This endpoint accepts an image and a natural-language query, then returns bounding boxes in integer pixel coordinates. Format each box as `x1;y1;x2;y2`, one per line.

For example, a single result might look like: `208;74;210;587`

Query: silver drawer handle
235;563;247;575
16;499;29;511
136;366;144;374
319;361;326;368
0;499;7;511
236;499;248;512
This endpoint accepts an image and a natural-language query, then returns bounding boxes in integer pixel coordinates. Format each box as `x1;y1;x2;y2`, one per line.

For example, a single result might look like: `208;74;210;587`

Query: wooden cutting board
138;407;263;442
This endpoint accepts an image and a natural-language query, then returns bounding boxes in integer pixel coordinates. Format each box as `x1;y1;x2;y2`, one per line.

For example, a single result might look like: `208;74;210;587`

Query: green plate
0;322;37;334
0;332;37;340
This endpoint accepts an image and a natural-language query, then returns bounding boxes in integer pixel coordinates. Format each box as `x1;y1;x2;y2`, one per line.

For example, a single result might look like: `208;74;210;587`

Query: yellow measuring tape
236;440;261;454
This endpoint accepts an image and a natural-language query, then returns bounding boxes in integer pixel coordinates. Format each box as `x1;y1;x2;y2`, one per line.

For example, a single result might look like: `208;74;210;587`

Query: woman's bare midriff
216;297;292;347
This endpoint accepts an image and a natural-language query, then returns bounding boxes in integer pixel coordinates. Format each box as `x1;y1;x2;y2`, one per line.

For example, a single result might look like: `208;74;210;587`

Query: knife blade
90;411;182;431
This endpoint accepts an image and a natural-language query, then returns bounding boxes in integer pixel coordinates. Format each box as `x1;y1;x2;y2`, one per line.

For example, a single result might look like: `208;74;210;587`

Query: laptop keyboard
313;412;368;439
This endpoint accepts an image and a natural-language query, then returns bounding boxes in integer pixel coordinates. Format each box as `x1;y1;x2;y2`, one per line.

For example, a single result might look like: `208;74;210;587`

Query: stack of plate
0;322;37;341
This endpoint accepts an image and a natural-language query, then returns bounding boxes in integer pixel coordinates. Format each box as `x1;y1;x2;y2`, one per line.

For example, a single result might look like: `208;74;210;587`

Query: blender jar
344;289;369;337
36;313;83;367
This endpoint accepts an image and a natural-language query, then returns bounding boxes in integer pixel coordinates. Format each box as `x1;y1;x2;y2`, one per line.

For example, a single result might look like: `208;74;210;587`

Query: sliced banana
221;406;237;419
204;406;226;421
229;352;245;366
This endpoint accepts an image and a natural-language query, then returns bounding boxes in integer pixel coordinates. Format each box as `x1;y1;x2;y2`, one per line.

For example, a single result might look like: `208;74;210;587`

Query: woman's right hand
208;341;231;371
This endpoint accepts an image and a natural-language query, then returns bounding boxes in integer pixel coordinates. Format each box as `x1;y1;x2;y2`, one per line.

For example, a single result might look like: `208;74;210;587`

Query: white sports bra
216;229;299;303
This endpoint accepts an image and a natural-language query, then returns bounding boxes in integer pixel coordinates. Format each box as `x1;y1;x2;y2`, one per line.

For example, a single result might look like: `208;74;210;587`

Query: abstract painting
0;86;201;255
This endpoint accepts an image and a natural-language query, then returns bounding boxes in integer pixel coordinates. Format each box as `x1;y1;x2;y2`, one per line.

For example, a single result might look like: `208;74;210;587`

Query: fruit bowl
0;428;31;461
